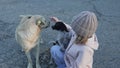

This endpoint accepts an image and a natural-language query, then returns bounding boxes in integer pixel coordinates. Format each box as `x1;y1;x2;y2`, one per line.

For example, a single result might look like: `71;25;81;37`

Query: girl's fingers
50;17;59;22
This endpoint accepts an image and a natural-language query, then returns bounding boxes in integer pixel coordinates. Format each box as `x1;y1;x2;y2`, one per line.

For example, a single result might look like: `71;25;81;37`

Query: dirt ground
0;0;120;68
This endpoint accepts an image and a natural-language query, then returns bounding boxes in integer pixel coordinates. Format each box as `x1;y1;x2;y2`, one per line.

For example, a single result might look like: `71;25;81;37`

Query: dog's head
52;22;68;32
19;15;50;29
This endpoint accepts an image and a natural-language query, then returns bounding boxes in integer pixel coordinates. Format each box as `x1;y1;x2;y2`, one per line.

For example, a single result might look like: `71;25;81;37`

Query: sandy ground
0;0;120;68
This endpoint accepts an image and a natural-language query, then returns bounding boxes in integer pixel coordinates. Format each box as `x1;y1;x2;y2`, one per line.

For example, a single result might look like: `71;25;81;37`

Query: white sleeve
64;23;72;31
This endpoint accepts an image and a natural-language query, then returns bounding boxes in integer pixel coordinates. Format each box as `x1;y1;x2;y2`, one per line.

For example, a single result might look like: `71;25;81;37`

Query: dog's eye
28;16;31;19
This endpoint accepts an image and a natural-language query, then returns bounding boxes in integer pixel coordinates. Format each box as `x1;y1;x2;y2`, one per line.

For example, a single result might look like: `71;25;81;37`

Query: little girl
50;11;99;68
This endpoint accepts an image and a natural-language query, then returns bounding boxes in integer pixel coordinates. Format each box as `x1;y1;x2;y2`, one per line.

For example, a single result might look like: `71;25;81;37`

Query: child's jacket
64;30;99;68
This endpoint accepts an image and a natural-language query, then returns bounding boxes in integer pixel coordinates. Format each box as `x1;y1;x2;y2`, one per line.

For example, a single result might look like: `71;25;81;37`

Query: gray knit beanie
71;11;98;38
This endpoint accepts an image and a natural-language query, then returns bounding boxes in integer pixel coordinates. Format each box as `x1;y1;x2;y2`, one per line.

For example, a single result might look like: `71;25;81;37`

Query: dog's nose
51;26;55;30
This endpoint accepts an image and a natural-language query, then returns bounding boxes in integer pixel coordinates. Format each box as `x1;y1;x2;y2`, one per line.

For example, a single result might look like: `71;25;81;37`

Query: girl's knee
50;45;65;67
50;45;64;59
50;45;61;53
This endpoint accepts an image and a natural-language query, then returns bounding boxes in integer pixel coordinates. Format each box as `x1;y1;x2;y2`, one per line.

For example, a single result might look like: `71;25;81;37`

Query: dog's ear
19;15;25;18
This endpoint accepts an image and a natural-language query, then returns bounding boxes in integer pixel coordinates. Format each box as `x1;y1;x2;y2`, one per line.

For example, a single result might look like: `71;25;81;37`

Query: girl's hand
50;17;60;23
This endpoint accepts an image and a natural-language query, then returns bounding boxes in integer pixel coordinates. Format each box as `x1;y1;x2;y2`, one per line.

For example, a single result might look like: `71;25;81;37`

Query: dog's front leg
49;55;54;64
36;43;41;68
25;51;33;68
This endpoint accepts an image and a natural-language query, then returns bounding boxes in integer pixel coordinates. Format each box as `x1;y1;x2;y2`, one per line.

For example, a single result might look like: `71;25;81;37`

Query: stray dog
49;21;72;65
15;15;49;68
51;22;72;52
